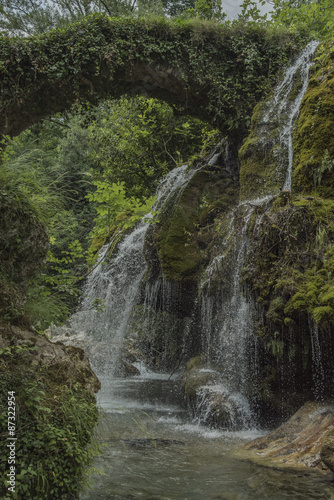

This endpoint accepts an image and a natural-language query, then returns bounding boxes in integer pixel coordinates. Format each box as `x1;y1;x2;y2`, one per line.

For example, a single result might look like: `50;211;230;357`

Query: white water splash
195;383;254;430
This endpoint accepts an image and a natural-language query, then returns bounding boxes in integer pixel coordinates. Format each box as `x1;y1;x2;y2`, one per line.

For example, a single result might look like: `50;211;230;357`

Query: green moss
292;39;334;197
154;166;238;282
238;100;286;201
244;194;334;328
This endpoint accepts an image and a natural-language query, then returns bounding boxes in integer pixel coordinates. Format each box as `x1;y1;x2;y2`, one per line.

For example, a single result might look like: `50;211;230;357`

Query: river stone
237;401;334;471
320;428;334;472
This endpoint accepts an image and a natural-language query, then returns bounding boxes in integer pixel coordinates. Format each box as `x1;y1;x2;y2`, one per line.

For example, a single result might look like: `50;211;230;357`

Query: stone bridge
0;15;296;138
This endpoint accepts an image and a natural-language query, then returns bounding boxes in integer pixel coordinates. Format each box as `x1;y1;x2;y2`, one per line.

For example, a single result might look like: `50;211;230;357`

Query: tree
270;0;334;39
87;97;214;199
0;0;202;36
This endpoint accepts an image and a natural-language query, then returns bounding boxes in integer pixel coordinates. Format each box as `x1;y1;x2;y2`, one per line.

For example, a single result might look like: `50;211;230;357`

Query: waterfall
264;41;319;191
51;43;322;431
197;196;275;428
63;164;194;376
198;208;255;426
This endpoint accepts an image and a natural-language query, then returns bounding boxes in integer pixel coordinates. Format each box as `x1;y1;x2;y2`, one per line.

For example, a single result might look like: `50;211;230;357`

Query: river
80;370;334;500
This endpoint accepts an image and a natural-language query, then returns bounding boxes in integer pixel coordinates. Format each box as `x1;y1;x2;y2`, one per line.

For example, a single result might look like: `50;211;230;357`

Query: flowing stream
80;371;334;500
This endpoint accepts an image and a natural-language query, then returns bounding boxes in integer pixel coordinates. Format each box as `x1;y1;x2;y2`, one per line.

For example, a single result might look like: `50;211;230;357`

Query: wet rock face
240;402;334;472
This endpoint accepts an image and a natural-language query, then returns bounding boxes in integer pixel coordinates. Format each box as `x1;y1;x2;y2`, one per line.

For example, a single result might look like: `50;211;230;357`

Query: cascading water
192;43;320;427
197;197;273;429
60;164;194;376
264;40;319;190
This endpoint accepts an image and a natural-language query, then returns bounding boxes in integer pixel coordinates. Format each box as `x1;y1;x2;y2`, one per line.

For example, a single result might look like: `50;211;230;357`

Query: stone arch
0;15;296;138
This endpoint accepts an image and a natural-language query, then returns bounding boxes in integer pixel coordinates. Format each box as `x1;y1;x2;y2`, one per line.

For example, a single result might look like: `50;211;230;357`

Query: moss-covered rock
153;151;239;283
0;178;49;321
239;100;285;201
0;321;100;498
292;39;334;197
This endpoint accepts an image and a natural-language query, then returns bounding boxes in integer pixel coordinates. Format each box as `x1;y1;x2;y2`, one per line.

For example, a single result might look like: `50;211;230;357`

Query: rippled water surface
81;373;334;500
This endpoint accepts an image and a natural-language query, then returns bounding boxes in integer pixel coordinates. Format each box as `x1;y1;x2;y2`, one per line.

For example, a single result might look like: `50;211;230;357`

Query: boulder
0;320;100;394
182;357;253;429
238;401;334;472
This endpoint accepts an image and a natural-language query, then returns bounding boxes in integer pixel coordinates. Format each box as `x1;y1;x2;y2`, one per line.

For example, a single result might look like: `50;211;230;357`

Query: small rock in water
119;438;185;448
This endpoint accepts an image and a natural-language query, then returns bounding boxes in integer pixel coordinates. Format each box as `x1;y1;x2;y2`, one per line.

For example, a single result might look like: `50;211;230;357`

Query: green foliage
0;342;100;499
0;0;167;36
271;0;334;39
0;119;96;327
88;97;214;198
238;0;268;23
86;180;156;240
193;0;225;20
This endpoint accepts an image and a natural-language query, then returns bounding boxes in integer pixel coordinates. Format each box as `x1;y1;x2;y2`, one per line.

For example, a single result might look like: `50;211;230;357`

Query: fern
313;149;334;186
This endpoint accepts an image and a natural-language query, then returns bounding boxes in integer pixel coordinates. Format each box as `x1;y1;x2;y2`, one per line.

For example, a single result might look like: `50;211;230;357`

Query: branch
162;137;177;166
44;117;71;129
99;0;113;15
